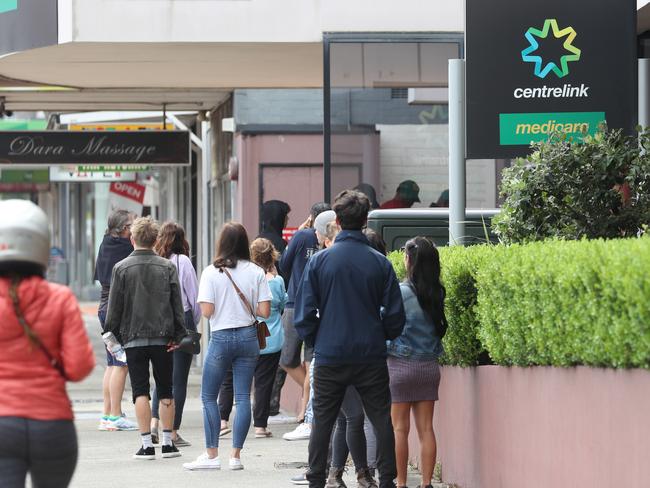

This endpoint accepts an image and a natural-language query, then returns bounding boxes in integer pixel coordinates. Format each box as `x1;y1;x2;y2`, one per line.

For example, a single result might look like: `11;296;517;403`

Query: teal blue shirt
260;275;288;354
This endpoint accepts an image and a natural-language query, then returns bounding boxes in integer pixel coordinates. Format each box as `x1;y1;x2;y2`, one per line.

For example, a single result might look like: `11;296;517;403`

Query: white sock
141;433;153;449
162;430;173;446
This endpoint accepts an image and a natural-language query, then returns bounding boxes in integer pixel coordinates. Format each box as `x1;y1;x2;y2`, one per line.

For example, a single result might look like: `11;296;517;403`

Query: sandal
254;429;272;438
151;428;159;445
220;427;232;437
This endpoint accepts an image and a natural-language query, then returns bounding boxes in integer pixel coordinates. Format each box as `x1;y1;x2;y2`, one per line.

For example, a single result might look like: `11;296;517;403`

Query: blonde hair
325;221;340;243
131;216;160;248
250;237;280;272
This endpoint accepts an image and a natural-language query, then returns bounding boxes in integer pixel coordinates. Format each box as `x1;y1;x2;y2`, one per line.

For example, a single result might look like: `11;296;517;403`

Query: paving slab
69;312;429;488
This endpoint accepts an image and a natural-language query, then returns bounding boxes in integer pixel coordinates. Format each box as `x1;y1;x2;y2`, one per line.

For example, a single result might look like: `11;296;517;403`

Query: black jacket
258;200;290;254
104;249;187;345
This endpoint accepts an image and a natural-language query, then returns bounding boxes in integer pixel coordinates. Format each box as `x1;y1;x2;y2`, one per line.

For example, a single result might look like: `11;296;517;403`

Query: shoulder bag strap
8;277;67;379
220;267;257;321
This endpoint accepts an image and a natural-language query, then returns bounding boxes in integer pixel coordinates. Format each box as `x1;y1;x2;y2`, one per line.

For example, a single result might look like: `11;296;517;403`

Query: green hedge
389;238;650;369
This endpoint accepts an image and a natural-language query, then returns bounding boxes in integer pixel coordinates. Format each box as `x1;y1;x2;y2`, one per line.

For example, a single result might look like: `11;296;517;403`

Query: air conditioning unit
408;88;449;104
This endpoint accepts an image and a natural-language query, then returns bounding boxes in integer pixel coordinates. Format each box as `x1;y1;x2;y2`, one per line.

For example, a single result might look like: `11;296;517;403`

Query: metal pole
200;120;211;273
448;59;466;246
323;38;332;203
639;59;650;129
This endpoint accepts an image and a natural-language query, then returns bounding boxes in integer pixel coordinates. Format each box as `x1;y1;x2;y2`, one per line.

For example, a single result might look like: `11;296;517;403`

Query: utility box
367;208;500;252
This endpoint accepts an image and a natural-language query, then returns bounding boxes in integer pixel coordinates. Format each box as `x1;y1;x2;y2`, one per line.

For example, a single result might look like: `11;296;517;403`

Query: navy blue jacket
294;230;405;365
280;228;319;306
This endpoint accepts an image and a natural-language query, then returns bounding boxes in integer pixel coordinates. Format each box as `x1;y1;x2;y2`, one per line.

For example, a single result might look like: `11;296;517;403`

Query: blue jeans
202;326;259;449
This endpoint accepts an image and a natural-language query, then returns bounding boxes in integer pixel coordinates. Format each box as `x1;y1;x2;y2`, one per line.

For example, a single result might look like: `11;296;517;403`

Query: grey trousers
0;417;78;488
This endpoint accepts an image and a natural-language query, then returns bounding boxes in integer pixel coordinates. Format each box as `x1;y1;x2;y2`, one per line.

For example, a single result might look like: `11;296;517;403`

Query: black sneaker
133;446;156;460
161;444;181;458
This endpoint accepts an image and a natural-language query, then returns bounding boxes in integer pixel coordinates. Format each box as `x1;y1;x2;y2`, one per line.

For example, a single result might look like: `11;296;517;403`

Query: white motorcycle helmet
0;199;50;273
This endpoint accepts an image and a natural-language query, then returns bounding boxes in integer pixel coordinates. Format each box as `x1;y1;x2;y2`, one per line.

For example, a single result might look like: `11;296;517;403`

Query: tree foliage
493;127;650;244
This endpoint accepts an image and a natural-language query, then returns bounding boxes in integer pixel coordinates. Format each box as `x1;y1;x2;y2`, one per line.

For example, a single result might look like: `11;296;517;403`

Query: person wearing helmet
0;199;95;487
95;209;138;432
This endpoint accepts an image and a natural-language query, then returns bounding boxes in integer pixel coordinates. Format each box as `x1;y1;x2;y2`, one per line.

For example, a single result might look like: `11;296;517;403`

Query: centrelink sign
466;0;637;159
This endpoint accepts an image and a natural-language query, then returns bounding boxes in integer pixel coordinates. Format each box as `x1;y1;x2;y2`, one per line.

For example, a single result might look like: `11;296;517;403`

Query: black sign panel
0;0;58;57
466;0;637;159
0;131;191;166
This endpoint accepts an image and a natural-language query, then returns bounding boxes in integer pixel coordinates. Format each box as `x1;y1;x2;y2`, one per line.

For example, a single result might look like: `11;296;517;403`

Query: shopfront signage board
0;0;57;57
465;0;637;159
0;131;191;166
50;167;137;182
0;168;49;192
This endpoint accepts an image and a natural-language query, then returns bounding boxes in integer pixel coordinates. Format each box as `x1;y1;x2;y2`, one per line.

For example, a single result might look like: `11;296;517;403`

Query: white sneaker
229;457;244;470
282;423;311;441
107;416;138;431
98;418;111;431
183;453;221;471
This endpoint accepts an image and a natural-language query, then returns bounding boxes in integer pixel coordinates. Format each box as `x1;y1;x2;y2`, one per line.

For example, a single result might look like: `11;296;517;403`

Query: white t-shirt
198;260;273;332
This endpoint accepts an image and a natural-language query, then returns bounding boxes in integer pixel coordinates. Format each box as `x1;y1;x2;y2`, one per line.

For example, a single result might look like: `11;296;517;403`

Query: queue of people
0;184;447;488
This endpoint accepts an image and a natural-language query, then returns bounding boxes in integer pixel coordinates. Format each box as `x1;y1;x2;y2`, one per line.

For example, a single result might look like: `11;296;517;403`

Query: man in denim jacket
105;216;187;460
295;190;405;488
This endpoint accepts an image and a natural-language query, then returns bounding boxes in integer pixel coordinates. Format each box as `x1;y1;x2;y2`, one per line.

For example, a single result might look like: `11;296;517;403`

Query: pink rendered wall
279;365;650;488
428;366;650;488
234;133;380;237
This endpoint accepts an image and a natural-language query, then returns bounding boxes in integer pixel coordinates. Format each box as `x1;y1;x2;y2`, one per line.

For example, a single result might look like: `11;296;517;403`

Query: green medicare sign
0;1;17;14
499;111;605;145
466;0;637;159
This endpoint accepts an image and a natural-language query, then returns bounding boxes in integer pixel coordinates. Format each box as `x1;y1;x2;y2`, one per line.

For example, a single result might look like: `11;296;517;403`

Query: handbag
220;267;271;349
177;254;201;355
177;329;202;355
9;277;68;379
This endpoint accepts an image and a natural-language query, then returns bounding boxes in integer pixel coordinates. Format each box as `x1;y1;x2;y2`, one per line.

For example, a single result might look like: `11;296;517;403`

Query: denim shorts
98;309;127;367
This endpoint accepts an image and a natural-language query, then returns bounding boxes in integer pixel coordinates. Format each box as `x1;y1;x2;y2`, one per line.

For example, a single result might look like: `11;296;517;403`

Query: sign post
449;59;466;246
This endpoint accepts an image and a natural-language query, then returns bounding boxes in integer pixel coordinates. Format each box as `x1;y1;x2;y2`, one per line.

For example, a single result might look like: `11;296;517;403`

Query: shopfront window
324;34;497;209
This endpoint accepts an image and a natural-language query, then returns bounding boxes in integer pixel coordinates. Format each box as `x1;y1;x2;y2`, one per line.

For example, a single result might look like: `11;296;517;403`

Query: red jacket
0;276;95;421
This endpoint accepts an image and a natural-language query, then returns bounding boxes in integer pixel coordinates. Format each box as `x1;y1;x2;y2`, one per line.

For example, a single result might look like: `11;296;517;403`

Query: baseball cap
397;180;421;202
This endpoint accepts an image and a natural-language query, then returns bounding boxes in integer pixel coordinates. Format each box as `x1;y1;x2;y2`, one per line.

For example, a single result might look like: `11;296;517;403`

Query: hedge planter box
429;365;650;488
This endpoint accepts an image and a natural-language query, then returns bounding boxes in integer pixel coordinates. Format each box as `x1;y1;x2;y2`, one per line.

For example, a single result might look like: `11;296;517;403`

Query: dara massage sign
465;0;637;159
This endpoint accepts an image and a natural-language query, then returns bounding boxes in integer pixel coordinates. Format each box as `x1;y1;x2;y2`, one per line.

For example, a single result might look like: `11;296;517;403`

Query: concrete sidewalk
69;312;428;488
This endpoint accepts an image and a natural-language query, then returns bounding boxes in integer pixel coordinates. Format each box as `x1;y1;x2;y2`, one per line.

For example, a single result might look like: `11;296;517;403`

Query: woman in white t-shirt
183;222;271;472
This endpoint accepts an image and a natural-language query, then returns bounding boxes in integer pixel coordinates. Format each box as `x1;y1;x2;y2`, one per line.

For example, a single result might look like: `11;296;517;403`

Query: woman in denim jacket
387;237;447;488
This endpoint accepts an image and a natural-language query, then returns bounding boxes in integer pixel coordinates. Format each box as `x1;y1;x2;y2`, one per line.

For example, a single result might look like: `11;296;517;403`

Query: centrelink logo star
521;19;581;79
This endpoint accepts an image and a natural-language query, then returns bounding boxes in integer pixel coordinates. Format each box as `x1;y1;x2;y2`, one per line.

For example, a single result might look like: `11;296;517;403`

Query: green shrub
494;128;650;244
476;238;650;368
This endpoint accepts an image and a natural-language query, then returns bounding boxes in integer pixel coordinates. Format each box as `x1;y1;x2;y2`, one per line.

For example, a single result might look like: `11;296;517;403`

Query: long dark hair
155;221;190;259
404;236;447;338
213;222;250;269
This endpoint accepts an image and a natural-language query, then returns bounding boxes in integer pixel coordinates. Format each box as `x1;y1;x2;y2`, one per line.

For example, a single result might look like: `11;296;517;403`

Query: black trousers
218;351;281;428
307;362;396;488
253;351;281;428
0;417;77;488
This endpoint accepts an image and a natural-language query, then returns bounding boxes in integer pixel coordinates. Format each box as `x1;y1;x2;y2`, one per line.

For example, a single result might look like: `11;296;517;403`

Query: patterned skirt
387;356;441;403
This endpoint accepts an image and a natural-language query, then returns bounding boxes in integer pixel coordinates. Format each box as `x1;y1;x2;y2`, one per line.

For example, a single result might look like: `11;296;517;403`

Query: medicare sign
466;0;637;159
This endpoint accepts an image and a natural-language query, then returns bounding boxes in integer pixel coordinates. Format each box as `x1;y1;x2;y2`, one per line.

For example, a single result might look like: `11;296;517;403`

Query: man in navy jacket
295;190;405;488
